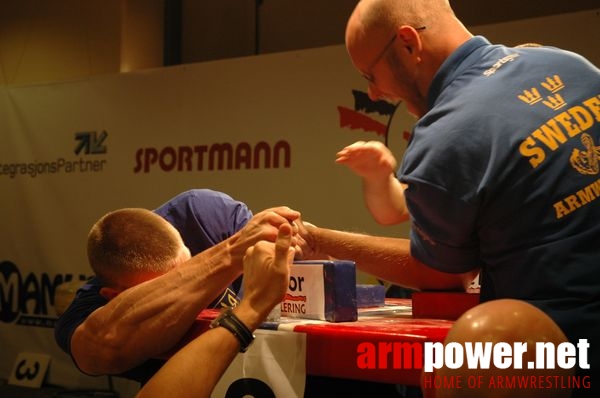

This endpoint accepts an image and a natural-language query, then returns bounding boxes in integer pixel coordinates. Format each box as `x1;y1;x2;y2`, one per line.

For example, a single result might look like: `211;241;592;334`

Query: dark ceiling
451;0;599;26
176;0;599;64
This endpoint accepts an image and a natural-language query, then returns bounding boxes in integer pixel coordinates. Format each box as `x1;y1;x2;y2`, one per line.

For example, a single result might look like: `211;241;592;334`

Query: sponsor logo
0;260;90;328
0;131;108;179
133;140;291;173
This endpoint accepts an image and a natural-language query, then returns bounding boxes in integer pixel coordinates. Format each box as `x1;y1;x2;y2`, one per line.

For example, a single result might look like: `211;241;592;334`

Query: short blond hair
87;208;184;287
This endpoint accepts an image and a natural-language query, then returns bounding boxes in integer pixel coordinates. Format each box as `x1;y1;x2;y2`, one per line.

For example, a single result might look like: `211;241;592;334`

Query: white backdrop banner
0;8;598;393
0;43;411;390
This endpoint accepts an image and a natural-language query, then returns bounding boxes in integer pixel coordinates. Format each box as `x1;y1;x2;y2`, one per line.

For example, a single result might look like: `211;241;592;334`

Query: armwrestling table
188;298;456;386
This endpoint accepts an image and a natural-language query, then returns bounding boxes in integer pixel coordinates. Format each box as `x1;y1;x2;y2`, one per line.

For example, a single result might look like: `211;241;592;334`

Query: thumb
275;223;294;267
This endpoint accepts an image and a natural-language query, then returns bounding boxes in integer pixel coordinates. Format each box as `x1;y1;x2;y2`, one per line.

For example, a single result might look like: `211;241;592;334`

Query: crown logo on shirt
542;94;566;111
518;74;567;110
541;75;564;93
518;88;542;105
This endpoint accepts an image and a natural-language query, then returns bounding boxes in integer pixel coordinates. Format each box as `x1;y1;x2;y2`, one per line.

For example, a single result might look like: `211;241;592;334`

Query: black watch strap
210;307;255;352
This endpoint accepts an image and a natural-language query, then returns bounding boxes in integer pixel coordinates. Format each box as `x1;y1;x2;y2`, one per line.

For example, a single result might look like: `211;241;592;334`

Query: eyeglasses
361;26;426;83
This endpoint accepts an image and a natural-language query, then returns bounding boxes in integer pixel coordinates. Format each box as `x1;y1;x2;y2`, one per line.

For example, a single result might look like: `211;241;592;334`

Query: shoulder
155;189;251;217
154;189;253;251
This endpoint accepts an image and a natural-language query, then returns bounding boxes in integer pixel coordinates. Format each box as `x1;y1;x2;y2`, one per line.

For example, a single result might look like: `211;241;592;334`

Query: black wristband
210;307;255;353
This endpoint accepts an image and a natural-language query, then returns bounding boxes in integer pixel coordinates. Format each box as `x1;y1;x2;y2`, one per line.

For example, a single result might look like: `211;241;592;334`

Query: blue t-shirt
399;36;600;378
54;189;252;383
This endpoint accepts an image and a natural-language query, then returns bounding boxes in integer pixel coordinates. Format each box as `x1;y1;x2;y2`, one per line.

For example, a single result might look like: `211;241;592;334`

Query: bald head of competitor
422;299;574;398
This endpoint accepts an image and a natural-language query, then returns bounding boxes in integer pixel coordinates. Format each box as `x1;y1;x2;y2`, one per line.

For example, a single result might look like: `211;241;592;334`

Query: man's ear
397;25;423;57
99;286;121;300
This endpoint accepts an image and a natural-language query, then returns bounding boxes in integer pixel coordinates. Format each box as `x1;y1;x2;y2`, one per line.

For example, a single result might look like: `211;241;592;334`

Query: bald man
297;2;600;396
422;299;575;398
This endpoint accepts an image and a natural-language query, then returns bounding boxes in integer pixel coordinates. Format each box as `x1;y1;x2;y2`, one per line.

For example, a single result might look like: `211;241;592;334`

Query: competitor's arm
71;207;299;376
137;223;294;398
298;222;477;291
336;141;409;224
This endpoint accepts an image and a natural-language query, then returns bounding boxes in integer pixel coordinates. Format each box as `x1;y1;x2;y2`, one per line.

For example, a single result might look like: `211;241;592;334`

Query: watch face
211;308;228;325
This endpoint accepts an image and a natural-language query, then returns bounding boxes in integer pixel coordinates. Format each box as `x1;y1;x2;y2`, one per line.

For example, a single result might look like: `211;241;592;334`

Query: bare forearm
363;177;410;225
136;324;239;398
308;226;473;291
72;242;241;375
72;207;298;376
136;302;269;398
139;222;294;397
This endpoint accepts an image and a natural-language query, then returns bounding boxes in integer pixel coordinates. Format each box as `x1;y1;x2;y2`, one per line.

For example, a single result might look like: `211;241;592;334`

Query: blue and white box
280;260;357;322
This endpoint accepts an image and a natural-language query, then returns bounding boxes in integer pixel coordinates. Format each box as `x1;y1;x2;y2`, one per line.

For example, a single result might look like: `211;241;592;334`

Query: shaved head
347;0;452;43
345;0;472;116
424;299;574;398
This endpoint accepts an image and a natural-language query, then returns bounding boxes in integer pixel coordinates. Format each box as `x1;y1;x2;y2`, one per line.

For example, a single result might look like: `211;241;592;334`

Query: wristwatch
210;307;255;353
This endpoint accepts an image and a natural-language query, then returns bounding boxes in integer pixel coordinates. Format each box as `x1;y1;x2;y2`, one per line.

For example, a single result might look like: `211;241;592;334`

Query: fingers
336;141;381;165
275;223;295;268
249;208;300;240
335;140;398;179
243;223;293;270
239;207;300;252
337;140;382;156
336;141;365;161
241;223;293;313
267;206;300;224
292;219;319;260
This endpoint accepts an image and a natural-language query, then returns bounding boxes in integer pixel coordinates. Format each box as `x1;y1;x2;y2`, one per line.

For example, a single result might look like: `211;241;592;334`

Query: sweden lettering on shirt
519;94;600;169
516;71;600;220
553;177;600;219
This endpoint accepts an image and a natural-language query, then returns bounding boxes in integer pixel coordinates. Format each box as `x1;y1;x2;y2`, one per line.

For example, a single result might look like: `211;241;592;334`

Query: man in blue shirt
55;189;300;384
299;0;599;396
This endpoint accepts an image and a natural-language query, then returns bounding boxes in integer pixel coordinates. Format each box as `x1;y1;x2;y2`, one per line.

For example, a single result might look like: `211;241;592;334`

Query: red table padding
412;291;480;320
187;299;454;386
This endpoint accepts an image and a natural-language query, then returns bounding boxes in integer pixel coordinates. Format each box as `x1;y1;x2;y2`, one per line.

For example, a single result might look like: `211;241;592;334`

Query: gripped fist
241;223;294;317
